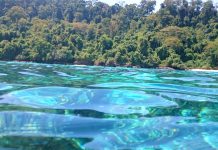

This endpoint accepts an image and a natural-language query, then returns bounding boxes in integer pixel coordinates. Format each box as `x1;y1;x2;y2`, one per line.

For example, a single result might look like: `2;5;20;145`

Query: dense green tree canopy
0;0;217;69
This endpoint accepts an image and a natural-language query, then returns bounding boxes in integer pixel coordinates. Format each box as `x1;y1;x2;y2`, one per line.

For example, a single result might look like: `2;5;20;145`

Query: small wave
0;87;177;115
19;71;45;77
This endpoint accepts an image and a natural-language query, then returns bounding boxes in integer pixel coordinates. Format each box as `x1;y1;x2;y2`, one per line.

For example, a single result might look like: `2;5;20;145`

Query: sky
99;0;163;10
99;0;162;6
99;0;218;11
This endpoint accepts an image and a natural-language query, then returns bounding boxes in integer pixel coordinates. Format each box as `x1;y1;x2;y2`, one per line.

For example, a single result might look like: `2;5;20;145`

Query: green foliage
205;38;218;67
99;35;113;51
6;6;27;22
0;0;217;69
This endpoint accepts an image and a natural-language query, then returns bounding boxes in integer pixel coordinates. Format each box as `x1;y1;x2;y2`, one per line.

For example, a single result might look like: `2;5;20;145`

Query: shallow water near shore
0;61;218;149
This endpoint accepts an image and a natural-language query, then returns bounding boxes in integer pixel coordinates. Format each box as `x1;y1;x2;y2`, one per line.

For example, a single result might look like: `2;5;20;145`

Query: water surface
0;61;218;150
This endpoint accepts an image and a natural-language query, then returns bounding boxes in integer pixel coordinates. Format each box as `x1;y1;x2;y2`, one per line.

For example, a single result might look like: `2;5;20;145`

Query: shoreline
1;60;218;72
189;69;218;72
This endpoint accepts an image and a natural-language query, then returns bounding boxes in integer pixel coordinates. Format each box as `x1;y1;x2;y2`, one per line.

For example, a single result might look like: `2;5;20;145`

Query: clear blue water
0;61;218;150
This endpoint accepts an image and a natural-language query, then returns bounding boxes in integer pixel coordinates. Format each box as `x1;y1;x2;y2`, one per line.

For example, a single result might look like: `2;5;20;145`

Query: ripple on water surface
0;87;177;115
0;61;217;149
0;111;217;149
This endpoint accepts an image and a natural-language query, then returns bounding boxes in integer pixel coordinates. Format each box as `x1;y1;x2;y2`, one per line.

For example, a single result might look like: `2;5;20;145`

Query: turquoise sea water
0;61;218;150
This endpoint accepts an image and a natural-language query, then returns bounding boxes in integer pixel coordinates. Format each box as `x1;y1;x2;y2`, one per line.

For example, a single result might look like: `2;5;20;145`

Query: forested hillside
0;0;217;69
